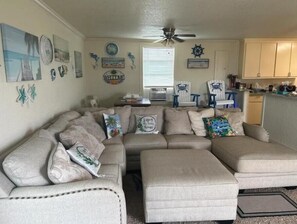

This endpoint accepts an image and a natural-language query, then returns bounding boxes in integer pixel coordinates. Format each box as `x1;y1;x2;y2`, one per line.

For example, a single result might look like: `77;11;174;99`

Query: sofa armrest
0;179;126;224
243;122;270;143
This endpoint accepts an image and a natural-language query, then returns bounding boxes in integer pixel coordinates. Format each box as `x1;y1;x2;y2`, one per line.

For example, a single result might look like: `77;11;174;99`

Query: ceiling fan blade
144;35;164;37
153;38;165;43
172;36;184;42
175;34;196;37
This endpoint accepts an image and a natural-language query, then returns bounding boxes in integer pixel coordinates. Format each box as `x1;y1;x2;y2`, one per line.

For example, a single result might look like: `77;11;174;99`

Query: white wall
0;0;87;153
85;38;239;107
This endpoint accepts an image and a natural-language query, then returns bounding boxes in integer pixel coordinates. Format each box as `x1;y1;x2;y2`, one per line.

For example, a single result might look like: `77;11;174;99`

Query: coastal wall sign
103;70;125;85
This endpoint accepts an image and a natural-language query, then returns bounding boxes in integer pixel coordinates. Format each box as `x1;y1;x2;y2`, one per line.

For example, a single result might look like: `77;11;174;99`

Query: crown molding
34;0;85;39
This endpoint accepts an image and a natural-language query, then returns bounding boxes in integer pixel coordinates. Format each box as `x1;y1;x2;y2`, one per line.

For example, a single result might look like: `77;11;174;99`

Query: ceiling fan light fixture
153;27;196;46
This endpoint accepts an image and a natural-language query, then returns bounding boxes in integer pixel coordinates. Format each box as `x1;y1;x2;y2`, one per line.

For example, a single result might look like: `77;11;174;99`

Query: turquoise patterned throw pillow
202;116;236;139
103;113;123;139
135;115;158;134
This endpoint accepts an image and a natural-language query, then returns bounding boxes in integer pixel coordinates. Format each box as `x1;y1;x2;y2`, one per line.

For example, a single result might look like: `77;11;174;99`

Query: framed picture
187;58;209;69
53;35;69;63
102;57;125;68
1;24;41;82
74;51;83;78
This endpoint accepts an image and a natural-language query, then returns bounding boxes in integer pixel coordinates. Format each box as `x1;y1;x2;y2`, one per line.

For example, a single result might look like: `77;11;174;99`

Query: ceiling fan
152;28;196;46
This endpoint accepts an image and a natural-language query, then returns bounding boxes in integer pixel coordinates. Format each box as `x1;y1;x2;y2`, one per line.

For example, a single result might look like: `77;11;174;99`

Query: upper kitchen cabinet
290;43;297;77
275;42;293;77
242;41;276;79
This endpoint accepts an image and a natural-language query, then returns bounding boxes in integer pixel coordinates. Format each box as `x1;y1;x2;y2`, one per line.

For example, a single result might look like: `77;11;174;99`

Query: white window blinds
143;47;175;87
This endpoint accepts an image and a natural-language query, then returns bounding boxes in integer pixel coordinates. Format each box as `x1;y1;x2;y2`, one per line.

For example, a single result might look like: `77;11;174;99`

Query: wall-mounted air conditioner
149;88;167;101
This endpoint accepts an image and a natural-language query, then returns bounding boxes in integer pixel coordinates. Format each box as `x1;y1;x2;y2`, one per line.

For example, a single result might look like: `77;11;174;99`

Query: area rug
238;192;297;218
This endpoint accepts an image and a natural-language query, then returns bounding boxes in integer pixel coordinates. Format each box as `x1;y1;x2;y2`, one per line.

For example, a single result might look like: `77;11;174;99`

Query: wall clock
191;44;205;58
40;35;53;65
105;42;119;56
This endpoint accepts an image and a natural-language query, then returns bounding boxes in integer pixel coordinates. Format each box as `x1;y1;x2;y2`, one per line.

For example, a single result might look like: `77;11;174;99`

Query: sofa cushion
216;110;245;136
70;112;106;142
165;134;211;150
3;130;56;186
135;115;158;134
98;164;122;187
114;105;131;134
92;108;115;127
124;133;167;155
100;143;126;176
212;136;297;173
164;108;193;135
243;122;269;142
103;113;123;139
128;106;164;133
67;142;101;177
48;142;92;184
188;109;215;136
59;110;81;121
203;116;236;139
47;117;69;136
0;171;15;198
100;144;125;165
59;125;105;159
102;135;123;145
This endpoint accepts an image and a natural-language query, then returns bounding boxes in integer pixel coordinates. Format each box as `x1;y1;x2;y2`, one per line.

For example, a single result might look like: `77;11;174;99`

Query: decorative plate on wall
40;35;53;65
105;42;119;56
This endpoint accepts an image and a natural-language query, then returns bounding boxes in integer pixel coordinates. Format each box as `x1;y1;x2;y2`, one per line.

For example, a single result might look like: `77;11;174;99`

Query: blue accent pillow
202;116;236;139
103;113;123;139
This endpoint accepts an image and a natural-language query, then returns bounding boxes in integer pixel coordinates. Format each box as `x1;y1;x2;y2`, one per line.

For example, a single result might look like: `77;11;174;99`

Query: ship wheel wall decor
191;44;205;58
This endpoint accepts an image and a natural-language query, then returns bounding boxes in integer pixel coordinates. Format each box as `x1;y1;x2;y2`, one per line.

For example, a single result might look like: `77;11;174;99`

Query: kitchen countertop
265;92;297;100
233;89;297;99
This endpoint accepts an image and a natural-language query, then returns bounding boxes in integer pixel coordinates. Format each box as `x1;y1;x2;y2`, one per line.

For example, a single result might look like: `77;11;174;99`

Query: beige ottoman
140;149;239;223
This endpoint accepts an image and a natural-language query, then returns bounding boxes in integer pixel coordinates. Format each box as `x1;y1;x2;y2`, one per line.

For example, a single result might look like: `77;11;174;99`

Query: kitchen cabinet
246;95;263;125
290;42;297;77
274;42;297;78
242;42;276;78
243;43;261;78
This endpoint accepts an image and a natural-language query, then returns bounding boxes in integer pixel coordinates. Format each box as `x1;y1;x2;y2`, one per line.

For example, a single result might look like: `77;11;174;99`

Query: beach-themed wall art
27;84;37;102
105;42;119;56
53;35;69;63
187;58;209;69
16;84;37;105
89;52;100;70
50;68;56;81
128;52;136;70
191;44;205;58
58;65;68;77
16;85;28;105
103;70;125;85
40;35;53;65
1;24;41;82
74;51;83;78
102;57;125;68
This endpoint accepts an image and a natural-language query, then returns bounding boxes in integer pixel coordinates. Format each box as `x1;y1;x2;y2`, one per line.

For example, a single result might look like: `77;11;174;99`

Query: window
142;47;175;87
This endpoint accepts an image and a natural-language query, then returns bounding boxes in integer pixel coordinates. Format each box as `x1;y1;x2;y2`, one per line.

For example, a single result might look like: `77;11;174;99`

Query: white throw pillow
188;109;215;136
67;142;101;177
135;115;159;134
48;143;92;184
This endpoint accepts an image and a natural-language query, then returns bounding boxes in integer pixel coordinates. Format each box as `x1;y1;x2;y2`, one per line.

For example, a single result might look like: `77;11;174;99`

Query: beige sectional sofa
1;105;297;223
0;111;126;224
